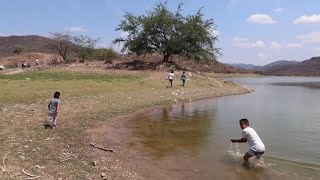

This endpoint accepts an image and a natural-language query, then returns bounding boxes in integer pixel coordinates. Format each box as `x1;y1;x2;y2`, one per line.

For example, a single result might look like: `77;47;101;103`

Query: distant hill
228;63;260;70
228;61;300;71
0;35;56;57
260;57;320;76
259;60;299;71
228;58;320;76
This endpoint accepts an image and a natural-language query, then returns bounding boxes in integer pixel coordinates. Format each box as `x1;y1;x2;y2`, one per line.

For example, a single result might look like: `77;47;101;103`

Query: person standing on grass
48;92;61;128
168;70;174;87
36;58;39;66
230;118;265;167
181;71;187;87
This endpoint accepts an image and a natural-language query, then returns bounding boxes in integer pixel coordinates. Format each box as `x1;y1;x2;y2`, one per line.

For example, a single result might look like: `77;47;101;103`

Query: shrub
13;45;25;55
94;48;117;62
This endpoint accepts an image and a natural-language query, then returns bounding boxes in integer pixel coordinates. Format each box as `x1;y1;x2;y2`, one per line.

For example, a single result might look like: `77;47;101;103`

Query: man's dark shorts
248;149;264;159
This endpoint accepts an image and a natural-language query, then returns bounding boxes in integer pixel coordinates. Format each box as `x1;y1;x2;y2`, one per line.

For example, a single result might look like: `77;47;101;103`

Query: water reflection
127;103;216;158
110;77;320;179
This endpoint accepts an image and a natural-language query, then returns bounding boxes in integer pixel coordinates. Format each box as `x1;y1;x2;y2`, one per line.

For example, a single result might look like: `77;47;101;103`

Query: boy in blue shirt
48;92;61;128
181;71;187;87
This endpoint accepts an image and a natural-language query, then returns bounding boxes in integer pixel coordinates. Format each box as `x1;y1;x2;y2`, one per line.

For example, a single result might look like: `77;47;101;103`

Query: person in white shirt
168;70;174;87
231;118;265;166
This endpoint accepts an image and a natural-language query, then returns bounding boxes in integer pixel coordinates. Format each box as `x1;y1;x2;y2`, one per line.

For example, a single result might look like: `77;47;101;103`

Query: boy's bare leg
243;152;252;167
51;113;58;128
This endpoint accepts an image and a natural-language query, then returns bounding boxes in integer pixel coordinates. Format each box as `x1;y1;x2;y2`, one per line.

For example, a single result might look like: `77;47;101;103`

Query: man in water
231;118;265;166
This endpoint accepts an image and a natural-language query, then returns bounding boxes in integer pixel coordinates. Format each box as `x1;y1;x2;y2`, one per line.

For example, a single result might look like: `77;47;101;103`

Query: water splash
227;143;267;168
228;143;242;160
249;156;267;168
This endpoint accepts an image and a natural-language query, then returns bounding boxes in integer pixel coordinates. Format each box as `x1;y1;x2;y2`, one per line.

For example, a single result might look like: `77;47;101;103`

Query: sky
1;0;320;65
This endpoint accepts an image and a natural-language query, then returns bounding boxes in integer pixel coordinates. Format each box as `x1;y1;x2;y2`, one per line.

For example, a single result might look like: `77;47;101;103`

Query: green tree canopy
73;35;100;61
113;2;220;63
13;45;24;55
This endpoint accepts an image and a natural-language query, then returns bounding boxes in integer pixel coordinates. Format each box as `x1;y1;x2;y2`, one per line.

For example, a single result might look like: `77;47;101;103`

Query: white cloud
119;31;129;39
0;33;8;36
273;8;284;13
258;53;272;60
293;14;320;24
232;37;266;48
112;44;125;53
96;42;111;49
297;31;320;44
112;31;130;53
0;32;27;36
247;14;277;24
65;26;88;33
271;41;302;48
208;28;220;37
315;47;320;55
271;41;283;48
286;43;303;48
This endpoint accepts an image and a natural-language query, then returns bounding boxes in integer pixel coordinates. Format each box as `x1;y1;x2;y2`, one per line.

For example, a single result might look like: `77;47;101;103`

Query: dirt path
4;68;25;74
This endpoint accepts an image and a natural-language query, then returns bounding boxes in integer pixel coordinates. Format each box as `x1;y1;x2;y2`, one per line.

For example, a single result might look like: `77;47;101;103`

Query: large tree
48;33;100;63
113;2;220;63
48;32;74;63
73;35;100;61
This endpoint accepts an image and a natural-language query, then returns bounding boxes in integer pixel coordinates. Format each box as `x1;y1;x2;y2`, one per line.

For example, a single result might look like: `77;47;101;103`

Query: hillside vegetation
0;35;249;74
0;35;55;57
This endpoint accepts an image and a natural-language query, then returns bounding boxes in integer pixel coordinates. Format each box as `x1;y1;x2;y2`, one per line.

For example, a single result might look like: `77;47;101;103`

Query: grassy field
0;67;250;179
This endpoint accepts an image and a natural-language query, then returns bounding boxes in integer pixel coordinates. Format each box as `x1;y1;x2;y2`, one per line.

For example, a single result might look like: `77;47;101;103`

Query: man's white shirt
242;127;265;152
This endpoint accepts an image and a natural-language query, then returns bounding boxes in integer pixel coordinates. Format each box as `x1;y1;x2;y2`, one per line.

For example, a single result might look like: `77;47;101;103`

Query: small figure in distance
168;70;174;88
230;118;265;167
36;58;39;66
181;71;187;87
48;92;61;129
21;61;25;69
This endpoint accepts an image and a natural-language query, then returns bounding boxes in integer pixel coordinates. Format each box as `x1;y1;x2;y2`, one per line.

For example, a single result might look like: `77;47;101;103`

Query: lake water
108;77;320;180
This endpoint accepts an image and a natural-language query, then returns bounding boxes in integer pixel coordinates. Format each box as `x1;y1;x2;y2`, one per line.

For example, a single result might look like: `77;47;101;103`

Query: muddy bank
88;82;251;179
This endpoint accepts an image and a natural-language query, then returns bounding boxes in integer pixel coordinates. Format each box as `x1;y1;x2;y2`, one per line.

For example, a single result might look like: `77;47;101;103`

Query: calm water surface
108;77;320;179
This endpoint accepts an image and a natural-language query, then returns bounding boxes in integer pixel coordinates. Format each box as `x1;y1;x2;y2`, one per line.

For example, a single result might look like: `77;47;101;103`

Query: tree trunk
162;52;170;63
